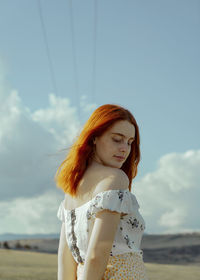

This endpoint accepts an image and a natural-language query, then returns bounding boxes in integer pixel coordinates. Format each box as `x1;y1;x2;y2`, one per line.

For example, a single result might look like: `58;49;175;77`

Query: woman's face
92;120;136;169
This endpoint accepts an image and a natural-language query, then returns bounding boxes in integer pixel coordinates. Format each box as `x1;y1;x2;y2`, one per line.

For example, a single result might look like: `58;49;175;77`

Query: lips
114;156;125;160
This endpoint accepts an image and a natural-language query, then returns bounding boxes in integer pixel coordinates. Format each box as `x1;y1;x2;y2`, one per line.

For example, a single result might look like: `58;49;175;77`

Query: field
0;249;200;280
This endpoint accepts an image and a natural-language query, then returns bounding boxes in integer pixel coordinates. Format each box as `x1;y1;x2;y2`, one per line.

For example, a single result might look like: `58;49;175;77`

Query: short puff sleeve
88;189;140;219
57;199;65;222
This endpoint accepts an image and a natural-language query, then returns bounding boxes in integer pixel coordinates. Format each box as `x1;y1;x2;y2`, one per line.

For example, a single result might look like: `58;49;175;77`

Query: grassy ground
145;262;200;280
0;249;200;280
0;249;57;280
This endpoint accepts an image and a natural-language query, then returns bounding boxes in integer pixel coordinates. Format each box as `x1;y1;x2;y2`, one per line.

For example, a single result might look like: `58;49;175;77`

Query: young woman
56;104;148;280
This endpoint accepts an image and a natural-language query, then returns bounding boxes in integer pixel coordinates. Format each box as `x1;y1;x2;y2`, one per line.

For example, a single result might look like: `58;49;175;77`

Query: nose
119;142;129;153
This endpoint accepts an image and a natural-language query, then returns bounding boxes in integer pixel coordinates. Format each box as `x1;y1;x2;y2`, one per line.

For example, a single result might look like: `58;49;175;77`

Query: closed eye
113;138;121;143
112;138;132;146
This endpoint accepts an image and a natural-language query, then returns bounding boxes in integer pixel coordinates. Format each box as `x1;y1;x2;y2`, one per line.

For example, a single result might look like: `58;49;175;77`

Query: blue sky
0;0;199;235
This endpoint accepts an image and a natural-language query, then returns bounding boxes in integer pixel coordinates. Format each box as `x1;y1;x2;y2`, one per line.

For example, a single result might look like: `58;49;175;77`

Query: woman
56;104;148;280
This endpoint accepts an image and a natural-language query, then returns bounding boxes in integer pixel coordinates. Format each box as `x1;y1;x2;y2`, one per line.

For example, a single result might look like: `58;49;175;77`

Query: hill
0;232;200;265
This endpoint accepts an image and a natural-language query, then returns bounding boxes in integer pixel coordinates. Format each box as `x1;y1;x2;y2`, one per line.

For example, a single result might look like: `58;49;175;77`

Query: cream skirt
77;251;148;280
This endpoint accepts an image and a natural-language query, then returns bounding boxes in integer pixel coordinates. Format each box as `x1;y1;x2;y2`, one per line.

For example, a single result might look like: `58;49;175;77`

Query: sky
0;0;200;235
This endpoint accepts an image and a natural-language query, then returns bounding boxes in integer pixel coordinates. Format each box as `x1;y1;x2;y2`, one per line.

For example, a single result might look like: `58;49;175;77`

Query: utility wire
37;0;58;97
69;0;81;120
68;0;98;118
92;0;98;104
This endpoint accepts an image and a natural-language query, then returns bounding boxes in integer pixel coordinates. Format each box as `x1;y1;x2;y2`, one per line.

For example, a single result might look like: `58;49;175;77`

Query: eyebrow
111;133;135;140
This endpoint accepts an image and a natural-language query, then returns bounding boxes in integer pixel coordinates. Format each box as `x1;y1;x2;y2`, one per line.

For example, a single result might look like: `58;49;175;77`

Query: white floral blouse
57;189;146;264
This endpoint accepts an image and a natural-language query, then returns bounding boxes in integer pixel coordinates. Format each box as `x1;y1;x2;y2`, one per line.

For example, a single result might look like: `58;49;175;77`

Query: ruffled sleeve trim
57;199;65;222
88;189;140;218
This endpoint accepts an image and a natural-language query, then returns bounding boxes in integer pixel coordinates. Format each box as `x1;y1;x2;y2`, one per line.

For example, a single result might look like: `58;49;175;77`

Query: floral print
69;210;84;264
117;190;124;202
123;234;133;249
127;217;140;229
57;189;146;265
77;252;149;280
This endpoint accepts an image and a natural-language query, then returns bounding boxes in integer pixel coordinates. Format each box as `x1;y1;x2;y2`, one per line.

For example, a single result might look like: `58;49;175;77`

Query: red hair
54;104;141;197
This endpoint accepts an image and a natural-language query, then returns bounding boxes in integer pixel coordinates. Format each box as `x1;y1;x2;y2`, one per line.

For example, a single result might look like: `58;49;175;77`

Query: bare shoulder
108;168;129;187
93;166;129;195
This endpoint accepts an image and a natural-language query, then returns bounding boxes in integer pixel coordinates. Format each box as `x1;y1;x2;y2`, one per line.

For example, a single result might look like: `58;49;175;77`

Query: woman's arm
81;168;129;280
81;209;121;280
58;223;77;280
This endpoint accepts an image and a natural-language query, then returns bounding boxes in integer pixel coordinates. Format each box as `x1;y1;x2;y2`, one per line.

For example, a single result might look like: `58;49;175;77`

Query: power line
37;0;58;97
69;0;81;120
92;0;98;104
68;0;98;118
37;0;98;119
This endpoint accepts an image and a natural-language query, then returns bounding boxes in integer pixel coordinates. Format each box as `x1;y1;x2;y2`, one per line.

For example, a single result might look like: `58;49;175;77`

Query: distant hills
0;232;200;265
0;233;59;241
141;232;200;265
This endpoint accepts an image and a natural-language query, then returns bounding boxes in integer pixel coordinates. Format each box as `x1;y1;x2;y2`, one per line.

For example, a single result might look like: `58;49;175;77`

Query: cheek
96;139;108;153
100;139;115;153
128;146;132;155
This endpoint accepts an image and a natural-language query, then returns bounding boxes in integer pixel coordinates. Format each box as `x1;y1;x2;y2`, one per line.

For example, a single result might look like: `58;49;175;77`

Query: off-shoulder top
57;189;146;264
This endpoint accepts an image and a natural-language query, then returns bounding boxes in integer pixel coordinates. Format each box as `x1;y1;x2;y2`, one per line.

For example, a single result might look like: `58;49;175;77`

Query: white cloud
0;90;60;201
0;189;63;234
134;149;200;234
0;67;98;234
0;85;93;202
31;93;82;146
159;207;187;228
80;95;97;114
0;63;199;234
1;86;199;235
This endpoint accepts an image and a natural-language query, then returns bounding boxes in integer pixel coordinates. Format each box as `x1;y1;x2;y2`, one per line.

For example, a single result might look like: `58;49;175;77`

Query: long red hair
54;104;141;197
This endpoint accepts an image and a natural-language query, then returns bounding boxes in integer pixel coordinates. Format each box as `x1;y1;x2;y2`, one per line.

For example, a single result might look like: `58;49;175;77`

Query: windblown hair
54;104;141;197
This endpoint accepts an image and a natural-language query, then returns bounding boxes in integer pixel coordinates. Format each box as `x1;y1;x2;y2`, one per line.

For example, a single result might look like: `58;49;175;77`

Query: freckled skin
92;120;136;169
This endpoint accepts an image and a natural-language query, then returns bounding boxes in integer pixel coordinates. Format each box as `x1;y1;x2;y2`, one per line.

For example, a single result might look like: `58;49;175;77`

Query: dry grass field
0;249;200;280
0;249;56;280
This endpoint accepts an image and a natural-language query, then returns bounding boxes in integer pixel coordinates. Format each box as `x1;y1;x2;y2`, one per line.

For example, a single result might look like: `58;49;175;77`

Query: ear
93;137;97;145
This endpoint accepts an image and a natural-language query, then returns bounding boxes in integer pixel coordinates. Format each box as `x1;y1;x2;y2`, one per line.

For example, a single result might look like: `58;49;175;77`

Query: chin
103;158;122;169
110;161;122;169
